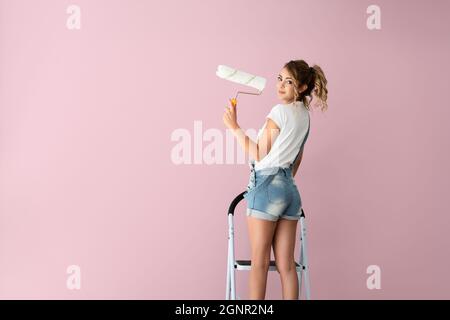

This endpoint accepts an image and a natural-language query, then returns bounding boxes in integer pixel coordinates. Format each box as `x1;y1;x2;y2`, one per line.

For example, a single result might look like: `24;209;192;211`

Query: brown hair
283;60;328;112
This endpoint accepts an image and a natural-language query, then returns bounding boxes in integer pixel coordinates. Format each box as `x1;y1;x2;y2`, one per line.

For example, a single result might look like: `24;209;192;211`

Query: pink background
1;0;450;299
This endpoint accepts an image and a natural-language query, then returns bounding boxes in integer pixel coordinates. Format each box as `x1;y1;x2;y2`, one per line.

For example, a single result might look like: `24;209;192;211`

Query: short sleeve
266;104;284;129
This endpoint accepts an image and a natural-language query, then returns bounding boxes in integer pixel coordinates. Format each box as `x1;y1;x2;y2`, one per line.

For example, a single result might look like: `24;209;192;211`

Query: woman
223;59;328;299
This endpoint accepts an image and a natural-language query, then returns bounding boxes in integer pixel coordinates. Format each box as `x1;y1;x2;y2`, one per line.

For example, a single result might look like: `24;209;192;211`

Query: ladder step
234;260;305;271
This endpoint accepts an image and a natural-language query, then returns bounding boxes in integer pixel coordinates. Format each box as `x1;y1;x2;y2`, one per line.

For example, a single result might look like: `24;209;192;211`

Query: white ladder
225;191;311;300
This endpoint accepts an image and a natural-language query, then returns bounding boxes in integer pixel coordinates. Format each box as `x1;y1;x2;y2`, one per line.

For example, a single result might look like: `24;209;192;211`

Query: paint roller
216;65;266;107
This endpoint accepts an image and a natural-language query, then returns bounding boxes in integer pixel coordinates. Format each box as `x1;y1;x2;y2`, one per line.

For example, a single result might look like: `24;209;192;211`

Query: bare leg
273;218;299;300
247;216;278;299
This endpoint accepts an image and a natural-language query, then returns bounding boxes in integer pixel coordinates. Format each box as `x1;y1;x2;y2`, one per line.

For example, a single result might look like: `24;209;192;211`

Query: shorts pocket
266;176;288;204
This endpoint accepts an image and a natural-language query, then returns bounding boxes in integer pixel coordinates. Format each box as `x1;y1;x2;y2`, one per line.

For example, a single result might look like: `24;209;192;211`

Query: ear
298;84;308;94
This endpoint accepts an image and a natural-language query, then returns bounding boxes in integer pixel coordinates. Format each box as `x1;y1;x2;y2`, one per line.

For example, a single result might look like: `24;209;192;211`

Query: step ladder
225;191;311;300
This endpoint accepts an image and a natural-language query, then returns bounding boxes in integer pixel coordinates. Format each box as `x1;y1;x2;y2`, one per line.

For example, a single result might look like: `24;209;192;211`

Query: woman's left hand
223;98;240;130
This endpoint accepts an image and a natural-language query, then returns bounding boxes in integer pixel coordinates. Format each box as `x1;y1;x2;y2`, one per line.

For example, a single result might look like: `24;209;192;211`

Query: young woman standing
223;60;328;299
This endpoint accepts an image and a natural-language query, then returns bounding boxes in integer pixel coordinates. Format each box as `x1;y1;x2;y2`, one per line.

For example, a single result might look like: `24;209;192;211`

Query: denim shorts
243;165;303;221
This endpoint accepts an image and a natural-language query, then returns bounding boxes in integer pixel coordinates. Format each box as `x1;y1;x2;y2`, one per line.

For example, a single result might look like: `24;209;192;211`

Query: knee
275;260;296;275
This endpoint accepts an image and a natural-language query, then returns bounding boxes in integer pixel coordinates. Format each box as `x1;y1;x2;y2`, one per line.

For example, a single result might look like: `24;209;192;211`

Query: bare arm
231;118;280;162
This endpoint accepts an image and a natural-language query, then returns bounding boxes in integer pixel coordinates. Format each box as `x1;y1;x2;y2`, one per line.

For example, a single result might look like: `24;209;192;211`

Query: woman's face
276;67;297;104
277;67;305;104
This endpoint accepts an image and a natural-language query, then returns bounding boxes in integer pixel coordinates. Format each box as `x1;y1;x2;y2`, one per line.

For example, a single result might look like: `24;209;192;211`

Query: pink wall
1;0;450;299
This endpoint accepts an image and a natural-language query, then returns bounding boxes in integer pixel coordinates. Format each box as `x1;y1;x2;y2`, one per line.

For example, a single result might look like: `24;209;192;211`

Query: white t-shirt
253;101;310;171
